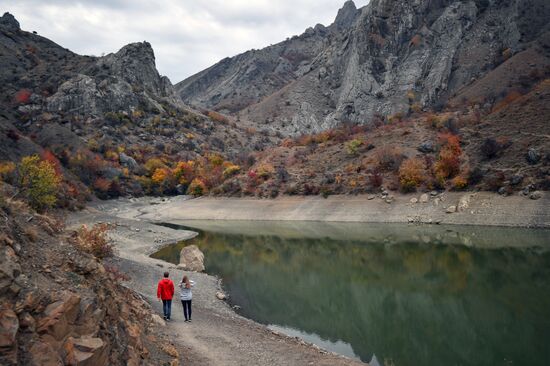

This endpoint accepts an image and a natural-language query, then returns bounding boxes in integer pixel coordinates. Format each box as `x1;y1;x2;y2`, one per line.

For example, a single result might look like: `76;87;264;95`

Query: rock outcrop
47;41;184;116
176;0;550;135
177;245;205;272
0;12;19;31
0;191;176;365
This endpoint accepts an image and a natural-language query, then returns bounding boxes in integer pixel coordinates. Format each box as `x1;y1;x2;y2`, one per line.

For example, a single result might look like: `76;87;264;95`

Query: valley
1;0;549;365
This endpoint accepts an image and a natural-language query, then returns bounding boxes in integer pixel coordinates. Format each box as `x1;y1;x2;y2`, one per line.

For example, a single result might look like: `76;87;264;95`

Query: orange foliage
187;178;207;196
399;157;427;191
207;111;228;124
152;168;170;185
492;90;522;113
434;133;462;182
452;175;468;190
41;150;62;177
93;178;111;192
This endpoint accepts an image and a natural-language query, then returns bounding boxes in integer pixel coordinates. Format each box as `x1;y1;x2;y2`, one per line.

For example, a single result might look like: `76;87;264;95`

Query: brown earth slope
0;185;182;365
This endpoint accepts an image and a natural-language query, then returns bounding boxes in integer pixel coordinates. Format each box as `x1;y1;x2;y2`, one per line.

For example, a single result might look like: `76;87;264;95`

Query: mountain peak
0;12;20;31
334;0;359;29
115;41;155;63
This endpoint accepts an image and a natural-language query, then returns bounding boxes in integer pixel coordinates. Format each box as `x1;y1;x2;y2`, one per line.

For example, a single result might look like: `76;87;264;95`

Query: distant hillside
0;12;274;205
176;0;550;136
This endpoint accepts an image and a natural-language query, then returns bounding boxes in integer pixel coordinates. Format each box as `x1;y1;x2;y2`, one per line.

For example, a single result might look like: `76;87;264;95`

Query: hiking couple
156;272;194;322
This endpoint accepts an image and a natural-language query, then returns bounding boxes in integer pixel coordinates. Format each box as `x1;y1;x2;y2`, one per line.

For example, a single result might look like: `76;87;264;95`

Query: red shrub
14;89;31;104
435;133;462;182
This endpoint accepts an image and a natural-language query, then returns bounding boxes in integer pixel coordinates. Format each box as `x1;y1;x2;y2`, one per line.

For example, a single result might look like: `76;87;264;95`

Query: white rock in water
177;245;205;272
216;291;227;300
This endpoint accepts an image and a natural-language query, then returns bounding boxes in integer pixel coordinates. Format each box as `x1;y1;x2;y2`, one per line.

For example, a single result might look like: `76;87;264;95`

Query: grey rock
526;148;541;165
409;197;418;204
446;205;457;214
176;184;187;195
529;191;542;200
458;194;473;211
418;141;435;153
419;194;429;203
0;12;20;32
334;0;360;30
176;0;548;136
510;174;524;186
47;42;183;117
119;153;139;172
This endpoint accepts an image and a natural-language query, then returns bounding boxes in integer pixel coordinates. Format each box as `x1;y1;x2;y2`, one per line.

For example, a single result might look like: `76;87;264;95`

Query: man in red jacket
157;272;175;321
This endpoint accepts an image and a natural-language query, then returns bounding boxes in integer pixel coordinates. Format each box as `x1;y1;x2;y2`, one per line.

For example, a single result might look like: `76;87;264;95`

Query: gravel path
68;198;367;366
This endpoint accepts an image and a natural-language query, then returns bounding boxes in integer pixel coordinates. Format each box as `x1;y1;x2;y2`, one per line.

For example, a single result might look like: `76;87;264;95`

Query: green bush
345;139;363;155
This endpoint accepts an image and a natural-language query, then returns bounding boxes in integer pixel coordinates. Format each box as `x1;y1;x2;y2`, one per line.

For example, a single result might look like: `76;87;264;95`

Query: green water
151;221;550;366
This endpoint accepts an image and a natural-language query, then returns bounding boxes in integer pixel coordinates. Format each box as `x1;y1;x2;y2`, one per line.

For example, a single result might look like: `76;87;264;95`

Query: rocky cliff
176;0;550;135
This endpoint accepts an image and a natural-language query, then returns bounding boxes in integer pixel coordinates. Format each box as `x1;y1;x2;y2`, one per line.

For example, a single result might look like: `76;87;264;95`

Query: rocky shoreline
133;191;549;228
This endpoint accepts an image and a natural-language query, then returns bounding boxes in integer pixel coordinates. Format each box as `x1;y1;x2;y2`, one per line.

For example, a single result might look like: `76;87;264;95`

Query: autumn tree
19;155;61;211
399;157;427;191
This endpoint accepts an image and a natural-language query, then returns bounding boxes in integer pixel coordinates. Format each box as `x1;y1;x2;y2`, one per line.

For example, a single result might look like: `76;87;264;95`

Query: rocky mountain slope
0;185;181;365
1;12;274;203
176;0;550;135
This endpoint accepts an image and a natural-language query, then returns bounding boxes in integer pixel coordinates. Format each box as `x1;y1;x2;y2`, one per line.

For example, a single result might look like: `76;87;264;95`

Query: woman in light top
179;275;195;322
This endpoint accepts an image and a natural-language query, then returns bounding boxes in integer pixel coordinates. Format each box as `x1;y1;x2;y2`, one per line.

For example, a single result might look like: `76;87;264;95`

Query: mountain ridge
176;0;550;136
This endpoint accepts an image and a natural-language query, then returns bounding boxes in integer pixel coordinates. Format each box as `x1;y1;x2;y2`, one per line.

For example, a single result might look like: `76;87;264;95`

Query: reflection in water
151;222;550;366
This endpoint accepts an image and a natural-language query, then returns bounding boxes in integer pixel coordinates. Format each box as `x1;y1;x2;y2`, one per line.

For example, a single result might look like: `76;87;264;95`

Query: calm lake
151;221;550;366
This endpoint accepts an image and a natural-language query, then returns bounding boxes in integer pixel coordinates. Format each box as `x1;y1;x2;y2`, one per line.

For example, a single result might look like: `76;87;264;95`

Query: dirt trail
69;198;366;366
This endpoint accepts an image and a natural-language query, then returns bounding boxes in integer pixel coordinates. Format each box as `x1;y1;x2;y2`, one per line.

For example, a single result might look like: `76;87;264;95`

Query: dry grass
72;223;114;259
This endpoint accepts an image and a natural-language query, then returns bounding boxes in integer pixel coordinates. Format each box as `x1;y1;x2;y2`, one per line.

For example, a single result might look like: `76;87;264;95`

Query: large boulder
177;245;205;272
64;337;107;366
37;293;81;341
119;153;139;172
0;245;21;295
0;309;19;352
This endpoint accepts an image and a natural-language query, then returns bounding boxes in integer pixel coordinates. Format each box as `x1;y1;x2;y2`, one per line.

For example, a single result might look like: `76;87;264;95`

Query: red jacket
157;278;174;300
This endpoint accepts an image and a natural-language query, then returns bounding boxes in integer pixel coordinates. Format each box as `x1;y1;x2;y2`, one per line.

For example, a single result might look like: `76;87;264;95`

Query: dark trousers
181;300;192;320
162;299;172;319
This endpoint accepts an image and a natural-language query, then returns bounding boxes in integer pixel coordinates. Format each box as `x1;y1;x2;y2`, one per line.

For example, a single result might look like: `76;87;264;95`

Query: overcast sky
4;0;369;83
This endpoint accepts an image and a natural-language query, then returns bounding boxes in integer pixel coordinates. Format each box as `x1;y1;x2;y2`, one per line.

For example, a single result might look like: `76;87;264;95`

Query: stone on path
419;194;429;203
446;205;457;214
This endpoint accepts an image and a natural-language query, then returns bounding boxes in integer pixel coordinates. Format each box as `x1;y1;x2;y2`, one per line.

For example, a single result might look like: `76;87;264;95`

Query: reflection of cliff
197;234;550;365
